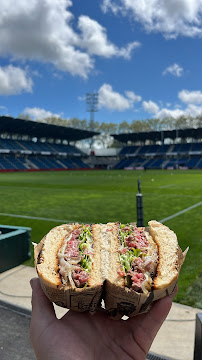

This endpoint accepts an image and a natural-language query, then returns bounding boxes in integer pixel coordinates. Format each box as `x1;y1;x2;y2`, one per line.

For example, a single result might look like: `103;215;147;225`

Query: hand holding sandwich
30;277;175;360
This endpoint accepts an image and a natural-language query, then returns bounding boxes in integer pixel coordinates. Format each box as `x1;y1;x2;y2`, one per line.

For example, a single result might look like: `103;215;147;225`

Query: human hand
30;278;174;360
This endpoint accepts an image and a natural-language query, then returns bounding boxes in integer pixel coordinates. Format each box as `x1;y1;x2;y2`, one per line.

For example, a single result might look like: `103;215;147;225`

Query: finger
144;295;172;335
30;278;55;319
30;278;56;340
129;295;172;354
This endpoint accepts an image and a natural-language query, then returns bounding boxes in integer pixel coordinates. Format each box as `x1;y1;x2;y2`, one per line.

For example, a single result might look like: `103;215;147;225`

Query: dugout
0;224;31;273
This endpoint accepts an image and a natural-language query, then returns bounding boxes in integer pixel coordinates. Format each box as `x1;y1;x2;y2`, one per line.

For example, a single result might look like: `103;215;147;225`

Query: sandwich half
35;223;104;313
104;220;184;318
34;221;185;317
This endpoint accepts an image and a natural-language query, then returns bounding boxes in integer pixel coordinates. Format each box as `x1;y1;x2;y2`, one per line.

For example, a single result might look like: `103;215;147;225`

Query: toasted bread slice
91;222;124;287
149;220;179;290
35;224;75;288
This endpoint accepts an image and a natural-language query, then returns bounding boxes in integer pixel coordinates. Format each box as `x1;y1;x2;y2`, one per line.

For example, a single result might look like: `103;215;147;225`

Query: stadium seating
0;154;91;171
0;133;201;171
137;145;151;155
185;157;201;168
190;143;202;152
0;138;84;155
145;158;165;169
114;142;202;169
0;155;26;170
119;146;139;156
0;137;89;171
114;158;134;169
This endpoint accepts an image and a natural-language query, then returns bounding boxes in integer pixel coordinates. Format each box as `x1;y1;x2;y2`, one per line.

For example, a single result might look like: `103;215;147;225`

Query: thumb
30;278;56;342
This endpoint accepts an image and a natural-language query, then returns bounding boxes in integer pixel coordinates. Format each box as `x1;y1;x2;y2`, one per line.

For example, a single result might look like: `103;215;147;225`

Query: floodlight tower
86;93;99;132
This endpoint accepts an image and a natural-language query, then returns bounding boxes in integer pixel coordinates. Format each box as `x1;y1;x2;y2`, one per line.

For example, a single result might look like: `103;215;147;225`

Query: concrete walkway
0;265;201;360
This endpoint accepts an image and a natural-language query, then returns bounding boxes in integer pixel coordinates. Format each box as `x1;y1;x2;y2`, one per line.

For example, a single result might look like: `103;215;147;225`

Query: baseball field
0;169;201;308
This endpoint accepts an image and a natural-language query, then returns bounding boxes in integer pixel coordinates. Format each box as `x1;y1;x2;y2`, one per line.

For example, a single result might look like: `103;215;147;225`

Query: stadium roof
112;127;202;144
0;116;99;141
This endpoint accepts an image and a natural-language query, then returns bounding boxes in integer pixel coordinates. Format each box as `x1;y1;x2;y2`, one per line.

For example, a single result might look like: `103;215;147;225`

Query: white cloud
101;0;122;15
0;105;7;111
0;0;92;78
156;104;202;120
0;65;33;95
22;107;61;120
78;15;140;59
0;0;139;79
163;63;183;77
77;15;119;57
178;90;202;104
116;41;141;60
125;91;142;103
98;84;141;111
184;104;202;117
142;89;202;119
156;108;184;120
142;100;159;114
101;0;202;38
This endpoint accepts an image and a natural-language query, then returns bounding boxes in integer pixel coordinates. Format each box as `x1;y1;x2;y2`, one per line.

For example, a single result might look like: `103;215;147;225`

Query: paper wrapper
34;236;188;319
104;246;188;320
34;238;103;315
104;278;178;320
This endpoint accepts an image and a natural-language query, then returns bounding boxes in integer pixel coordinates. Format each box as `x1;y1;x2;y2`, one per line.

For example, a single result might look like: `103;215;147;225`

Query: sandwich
34;221;186;318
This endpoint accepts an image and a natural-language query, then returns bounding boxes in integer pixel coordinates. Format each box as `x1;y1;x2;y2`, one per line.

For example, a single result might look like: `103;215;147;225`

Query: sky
1;0;202;127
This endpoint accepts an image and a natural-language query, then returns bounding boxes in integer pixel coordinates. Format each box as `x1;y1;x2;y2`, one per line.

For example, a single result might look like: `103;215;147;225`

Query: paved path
0;265;201;360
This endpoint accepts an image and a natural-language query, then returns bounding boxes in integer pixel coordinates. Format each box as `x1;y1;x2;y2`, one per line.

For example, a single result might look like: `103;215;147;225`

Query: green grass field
0;169;201;308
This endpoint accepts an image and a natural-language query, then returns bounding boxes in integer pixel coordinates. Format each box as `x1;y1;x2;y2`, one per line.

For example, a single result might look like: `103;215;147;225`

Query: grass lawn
0;169;201;308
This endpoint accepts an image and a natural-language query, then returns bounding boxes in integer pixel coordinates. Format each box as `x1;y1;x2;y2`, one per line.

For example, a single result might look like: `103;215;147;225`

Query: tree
118;121;131;133
18;113;32;120
130;119;151;132
195;115;202;128
67;117;84;129
160;116;175;130
98;122;118;134
147;118;162;131
175;115;189;129
41;117;68;126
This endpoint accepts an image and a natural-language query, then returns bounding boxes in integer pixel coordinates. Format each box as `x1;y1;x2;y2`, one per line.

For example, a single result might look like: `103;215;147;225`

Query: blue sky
1;0;202;126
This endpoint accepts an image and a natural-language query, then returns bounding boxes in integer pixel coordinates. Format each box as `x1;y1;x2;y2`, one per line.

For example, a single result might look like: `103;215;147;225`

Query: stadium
0;115;202;360
0;116;201;171
2;0;202;358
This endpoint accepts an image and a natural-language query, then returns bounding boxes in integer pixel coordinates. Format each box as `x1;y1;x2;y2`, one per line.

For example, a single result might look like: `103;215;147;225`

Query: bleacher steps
55;159;67;169
25;159;39;169
194;158;201;168
162;159;169;168
5;157;18;169
16;141;27;150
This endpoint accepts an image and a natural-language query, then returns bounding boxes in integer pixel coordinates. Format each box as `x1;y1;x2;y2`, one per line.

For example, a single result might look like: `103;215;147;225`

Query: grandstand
0;116;99;171
0;116;201;171
113;128;202;169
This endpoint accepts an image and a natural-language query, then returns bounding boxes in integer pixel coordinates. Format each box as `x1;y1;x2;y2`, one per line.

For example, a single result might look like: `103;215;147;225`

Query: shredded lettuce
80;255;92;272
118;224;134;246
118;224;144;275
119;248;143;274
78;225;93;272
